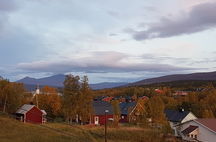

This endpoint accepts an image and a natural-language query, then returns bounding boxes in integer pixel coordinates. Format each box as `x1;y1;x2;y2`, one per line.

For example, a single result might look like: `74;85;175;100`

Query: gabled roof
119;102;136;115
16;104;35;114
93;101;113;115
164;109;191;122
182;125;198;135
195;119;216;133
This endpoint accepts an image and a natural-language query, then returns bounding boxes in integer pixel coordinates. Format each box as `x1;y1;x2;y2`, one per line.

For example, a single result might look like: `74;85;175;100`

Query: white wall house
164;109;197;136
176;119;216;142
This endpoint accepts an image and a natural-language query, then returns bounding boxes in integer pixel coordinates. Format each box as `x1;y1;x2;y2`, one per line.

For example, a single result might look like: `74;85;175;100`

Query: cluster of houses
15;95;216;142
15;95;143;125
164;109;216;142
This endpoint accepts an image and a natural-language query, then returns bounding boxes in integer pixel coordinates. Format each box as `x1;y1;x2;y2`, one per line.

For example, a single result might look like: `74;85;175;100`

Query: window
191;134;193;138
194;135;197;139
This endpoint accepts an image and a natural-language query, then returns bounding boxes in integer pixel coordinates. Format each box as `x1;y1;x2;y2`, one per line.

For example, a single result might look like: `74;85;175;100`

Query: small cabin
15;104;47;124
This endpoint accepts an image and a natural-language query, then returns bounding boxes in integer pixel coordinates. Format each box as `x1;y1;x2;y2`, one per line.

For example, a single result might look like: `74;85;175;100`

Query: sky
1;0;216;83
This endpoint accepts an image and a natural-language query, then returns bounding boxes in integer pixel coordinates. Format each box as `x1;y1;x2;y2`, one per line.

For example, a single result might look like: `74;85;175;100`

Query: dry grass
0;114;171;142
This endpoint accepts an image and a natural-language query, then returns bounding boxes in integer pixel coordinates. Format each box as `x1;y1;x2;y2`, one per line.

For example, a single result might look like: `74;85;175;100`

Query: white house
176;119;216;142
164;109;197;136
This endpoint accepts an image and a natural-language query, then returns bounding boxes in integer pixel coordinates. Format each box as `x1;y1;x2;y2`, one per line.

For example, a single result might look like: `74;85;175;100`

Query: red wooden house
91;101;114;125
16;104;47;124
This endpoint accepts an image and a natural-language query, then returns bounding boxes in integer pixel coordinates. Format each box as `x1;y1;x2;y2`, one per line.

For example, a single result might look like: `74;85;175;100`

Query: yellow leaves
37;86;61;116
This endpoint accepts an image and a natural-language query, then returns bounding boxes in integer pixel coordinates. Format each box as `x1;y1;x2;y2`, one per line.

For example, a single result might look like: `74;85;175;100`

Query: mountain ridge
16;74;127;90
16;71;216;90
127;71;216;86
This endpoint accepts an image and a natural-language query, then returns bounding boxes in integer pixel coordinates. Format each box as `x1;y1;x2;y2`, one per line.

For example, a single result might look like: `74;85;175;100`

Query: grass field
0;114;169;142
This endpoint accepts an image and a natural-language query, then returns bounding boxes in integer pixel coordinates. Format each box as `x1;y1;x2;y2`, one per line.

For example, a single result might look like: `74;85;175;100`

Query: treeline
0;75;93;123
0;77;30;113
93;84;216;119
93;86;172;97
1;74;215;124
137;80;216;90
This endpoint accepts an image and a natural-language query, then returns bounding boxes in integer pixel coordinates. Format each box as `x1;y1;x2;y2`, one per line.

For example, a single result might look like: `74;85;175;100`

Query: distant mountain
16;74;127;90
90;82;127;90
127;71;216;86
17;74;65;87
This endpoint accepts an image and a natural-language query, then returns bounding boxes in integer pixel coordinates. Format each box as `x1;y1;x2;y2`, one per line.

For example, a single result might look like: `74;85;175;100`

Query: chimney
179;108;184;112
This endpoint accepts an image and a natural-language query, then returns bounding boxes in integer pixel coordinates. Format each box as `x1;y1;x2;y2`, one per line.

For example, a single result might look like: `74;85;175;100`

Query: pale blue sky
0;0;216;83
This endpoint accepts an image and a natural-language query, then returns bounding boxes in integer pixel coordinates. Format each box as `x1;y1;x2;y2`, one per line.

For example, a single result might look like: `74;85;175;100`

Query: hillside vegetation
0;114;168;142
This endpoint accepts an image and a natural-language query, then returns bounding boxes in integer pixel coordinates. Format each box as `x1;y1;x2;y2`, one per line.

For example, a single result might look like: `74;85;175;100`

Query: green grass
0;114;171;142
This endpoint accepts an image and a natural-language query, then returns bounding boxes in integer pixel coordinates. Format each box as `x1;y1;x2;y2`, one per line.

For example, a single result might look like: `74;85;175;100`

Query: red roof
182;125;198;135
195;119;216;133
102;97;113;102
155;89;163;94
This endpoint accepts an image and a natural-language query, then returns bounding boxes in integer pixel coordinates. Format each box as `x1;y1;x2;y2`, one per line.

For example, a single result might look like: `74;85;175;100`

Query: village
1;0;216;142
3;79;214;142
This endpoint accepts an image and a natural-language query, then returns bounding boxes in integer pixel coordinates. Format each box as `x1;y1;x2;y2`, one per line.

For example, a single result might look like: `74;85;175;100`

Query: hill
16;74;127;90
17;74;65;87
0;113;165;142
128;71;216;86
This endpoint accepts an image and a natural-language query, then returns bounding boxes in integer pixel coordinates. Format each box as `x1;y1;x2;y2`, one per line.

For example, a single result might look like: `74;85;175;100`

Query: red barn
91;101;114;125
16;104;46;124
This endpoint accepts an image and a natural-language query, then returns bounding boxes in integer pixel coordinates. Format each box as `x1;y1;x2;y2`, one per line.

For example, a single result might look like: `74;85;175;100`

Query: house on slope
15;104;47;124
127;99;148;123
119;102;136;123
91;101;113;125
177;119;216;142
164;109;197;136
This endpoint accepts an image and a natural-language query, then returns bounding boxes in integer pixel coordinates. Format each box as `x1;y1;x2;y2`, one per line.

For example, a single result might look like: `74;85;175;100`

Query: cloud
0;1;16;12
17;51;193;74
132;1;216;40
0;27;48;65
141;54;189;62
0;0;17;33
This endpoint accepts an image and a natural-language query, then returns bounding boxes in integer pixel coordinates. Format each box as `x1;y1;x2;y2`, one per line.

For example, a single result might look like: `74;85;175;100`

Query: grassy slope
0;114;164;142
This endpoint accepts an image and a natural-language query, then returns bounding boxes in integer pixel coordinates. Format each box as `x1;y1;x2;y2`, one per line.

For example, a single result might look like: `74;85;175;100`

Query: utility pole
105;110;109;142
3;93;8;113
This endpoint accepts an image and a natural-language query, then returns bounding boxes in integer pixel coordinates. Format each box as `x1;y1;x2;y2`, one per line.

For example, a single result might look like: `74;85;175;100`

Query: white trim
94;116;99;125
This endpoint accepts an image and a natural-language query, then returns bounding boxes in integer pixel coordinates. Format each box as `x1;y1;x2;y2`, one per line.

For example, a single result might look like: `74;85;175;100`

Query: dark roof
164;109;191;122
195;119;216;133
182;125;198;135
93;101;113;115
119;102;136;115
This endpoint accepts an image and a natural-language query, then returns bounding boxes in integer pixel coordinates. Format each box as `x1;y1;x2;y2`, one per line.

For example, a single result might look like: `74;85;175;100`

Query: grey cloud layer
133;2;216;40
17;52;193;73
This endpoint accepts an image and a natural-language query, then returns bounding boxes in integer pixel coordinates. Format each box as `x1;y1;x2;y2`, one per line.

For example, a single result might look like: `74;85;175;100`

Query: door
95;116;99;125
